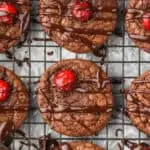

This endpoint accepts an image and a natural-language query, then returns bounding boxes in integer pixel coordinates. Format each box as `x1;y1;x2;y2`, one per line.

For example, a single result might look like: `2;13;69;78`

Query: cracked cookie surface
126;71;150;135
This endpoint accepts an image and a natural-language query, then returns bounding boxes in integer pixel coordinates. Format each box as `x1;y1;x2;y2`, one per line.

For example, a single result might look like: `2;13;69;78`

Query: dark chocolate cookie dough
0;0;30;52
37;59;113;136
0;66;28;141
126;0;150;52
38;0;117;53
126;71;150;135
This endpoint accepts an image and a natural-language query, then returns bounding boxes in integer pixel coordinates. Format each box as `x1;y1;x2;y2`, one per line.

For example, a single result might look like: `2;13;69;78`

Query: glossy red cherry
0;80;9;102
54;70;76;91
0;4;17;24
72;1;92;22
142;13;150;30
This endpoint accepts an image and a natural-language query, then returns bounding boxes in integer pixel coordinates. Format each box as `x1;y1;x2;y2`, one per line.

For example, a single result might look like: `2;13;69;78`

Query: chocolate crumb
5;52;30;67
115;128;123;137
23;57;30;67
110;77;124;84
5;52;13;59
47;51;54;56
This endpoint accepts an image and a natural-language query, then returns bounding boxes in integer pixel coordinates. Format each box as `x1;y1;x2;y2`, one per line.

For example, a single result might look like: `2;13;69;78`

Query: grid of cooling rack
0;0;149;149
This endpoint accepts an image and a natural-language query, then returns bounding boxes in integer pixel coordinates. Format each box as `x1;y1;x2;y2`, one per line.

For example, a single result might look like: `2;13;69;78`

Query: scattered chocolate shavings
23;57;30;67
39;134;59;150
15;59;23;67
117;143;122;150
2;135;13;148
0;121;15;142
5;52;30;67
115;128;123;137
15;57;30;67
19;141;39;150
120;88;127;94
31;80;39;85
0;144;9;150
47;51;54;56
14;129;27;140
110;77;124;84
16;133;71;150
123;140;150;150
5;51;13;59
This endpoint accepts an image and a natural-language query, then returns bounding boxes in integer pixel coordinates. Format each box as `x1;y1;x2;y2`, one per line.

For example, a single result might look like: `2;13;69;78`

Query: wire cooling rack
0;0;150;149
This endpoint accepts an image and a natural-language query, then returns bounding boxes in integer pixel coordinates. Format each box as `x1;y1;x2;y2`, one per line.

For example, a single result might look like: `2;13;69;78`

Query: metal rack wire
0;0;149;149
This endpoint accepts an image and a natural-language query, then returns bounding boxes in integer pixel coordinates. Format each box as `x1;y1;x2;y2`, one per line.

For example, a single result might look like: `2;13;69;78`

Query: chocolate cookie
126;0;150;52
0;66;28;141
39;134;104;150
0;0;30;52
37;59;113;136
69;141;104;150
126;71;150;135
38;0;117;53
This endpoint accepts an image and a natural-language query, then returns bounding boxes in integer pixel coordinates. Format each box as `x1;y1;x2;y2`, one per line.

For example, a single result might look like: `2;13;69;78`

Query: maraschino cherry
0;4;17;24
0;80;9;102
54;70;76;91
142;13;150;30
72;1;92;22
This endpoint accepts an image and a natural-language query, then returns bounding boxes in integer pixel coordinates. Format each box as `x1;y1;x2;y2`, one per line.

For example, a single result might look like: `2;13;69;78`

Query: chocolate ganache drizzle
6;132;72;150
39;134;72;150
39;69;112;114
